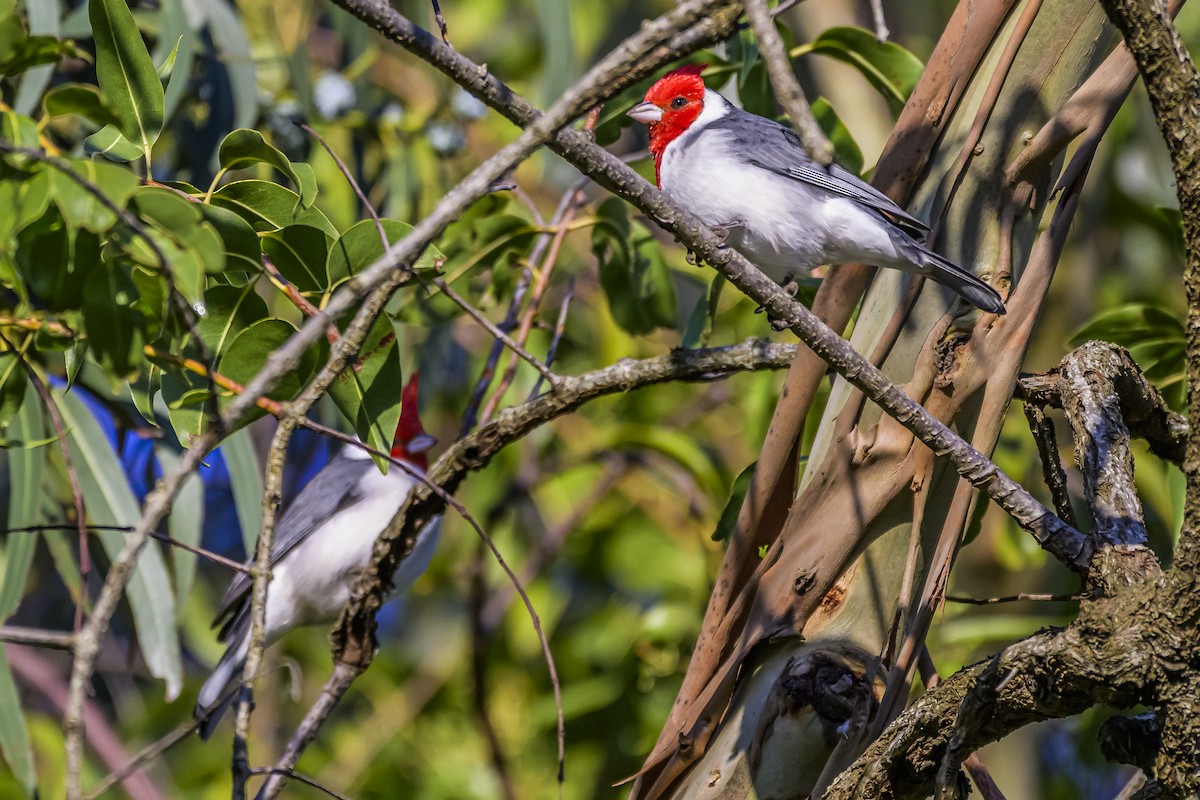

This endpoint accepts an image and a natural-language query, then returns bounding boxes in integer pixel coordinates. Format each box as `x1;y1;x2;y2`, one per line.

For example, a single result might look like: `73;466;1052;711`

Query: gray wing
212;450;376;637
707;110;930;240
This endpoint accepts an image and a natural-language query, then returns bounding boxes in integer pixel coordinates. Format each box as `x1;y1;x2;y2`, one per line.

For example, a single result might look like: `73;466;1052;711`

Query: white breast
263;467;439;642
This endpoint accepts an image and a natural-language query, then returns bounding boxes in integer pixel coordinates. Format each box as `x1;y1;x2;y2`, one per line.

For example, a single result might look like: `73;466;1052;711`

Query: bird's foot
710;219;745;248
686;250;698;266
770;316;791;332
781;275;800;297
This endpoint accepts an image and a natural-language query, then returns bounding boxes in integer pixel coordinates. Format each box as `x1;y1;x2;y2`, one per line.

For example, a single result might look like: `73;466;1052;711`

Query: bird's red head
391;372;434;470
628;64;708;186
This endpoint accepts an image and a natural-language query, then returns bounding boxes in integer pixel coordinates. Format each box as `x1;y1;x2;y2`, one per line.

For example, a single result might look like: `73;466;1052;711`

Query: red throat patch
640;64;708;186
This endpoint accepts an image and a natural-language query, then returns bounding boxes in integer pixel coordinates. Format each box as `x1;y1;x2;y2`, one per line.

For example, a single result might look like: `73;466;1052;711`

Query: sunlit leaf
328;312;402;471
155;444;203;616
592;198;676;335
209;180;337;237
41;83;120;128
89;0;165;160
59;389;182;700
219;426;262;556
0;652;34;796
215;318;321;429
82;260;145;378
260;224;332;294
1;383;44;620
803;27;924;115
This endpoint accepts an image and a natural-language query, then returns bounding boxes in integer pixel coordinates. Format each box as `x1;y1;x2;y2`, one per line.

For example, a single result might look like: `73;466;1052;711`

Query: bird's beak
628;102;663;124
405;433;437;454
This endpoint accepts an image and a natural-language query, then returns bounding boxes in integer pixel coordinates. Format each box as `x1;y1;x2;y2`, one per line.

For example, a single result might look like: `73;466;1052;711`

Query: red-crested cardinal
194;374;440;739
628;64;1006;315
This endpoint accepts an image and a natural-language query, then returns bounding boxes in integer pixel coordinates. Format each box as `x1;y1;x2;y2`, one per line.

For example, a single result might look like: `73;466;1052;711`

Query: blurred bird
194;374;439;739
627;64;1005;314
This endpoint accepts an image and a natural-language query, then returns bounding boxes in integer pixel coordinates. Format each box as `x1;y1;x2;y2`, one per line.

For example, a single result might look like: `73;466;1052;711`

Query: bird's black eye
671;97;688;109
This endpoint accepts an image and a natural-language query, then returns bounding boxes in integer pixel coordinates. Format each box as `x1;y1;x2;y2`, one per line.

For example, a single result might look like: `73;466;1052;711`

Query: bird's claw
710;219;745;248
770;317;790;332
781;276;800;297
686;250;698;266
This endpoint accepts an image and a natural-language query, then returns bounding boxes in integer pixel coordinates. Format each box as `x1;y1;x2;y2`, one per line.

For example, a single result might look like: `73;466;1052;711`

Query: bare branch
433;277;562;389
0;626;75;650
744;0;835;165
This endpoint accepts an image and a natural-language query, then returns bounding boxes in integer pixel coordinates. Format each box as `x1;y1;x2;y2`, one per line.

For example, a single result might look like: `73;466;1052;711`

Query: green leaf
89;0;165;160
59;389;182;700
219;426;262;556
0;33;80;77
15;208;101;311
0;111;39;152
41;83;120;127
0;651;35;796
47;157;140;232
196;281;269;355
84;124;144;163
218;129;310;203
810;97;863;176
0;165;51;271
804;27;924;115
328;219;443;288
129;361;159;425
327;313;402;471
1;383;44;620
680;274;723;350
215;318;321;429
64;340;87;389
197;203;261;273
712;461;756;542
260;224;332;294
158;366;208;442
82;259;145;378
155;444;203;617
13;0;62;115
592;198;677;335
209;180;337;237
128;185;225;295
0;351;27;433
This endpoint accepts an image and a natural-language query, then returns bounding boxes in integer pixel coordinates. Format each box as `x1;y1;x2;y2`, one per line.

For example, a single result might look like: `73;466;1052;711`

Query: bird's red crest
392;372;431;469
641;64;709;185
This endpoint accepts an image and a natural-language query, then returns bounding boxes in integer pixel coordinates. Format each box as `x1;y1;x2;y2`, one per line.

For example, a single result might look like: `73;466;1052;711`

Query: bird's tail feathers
194;640;247;740
912;246;1006;315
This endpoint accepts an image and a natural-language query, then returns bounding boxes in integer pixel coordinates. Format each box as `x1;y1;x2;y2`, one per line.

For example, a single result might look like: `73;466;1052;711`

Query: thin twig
461;181;582;435
469;542;520;800
0;625;75;650
529;276;574;400
944;593;1085;605
1023;403;1079;528
80;717;200;800
1;332;90;630
298;122;389;248
3;524;250;574
918;649;1008;800
480;189;584;424
744;0;835;166
434;277;562;389
429;0;449;44
866;0;890;41
249;767;352;800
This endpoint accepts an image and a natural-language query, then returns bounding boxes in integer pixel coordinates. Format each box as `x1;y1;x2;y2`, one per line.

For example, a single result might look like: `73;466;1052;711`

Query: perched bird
627;64;1006;314
194;374;440;739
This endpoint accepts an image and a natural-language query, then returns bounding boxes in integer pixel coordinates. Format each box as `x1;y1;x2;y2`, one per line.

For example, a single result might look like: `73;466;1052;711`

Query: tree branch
743;0;835;165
